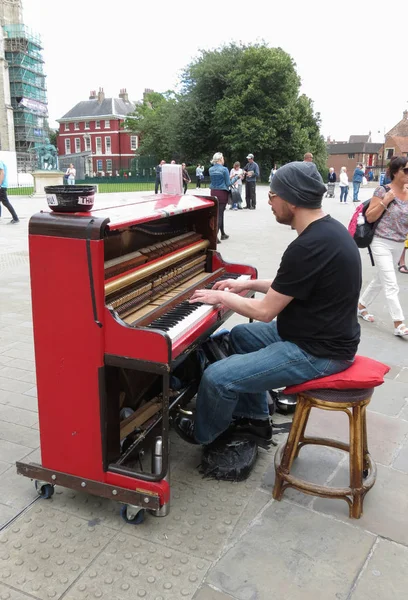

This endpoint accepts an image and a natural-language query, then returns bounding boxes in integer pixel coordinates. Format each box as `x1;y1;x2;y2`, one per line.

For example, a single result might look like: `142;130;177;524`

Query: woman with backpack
357;156;408;337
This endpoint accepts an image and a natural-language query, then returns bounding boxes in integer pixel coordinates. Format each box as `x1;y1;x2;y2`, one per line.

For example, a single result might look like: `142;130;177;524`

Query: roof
58;98;136;121
386;136;408;153
349;135;370;143
327;142;382;155
386;118;408;138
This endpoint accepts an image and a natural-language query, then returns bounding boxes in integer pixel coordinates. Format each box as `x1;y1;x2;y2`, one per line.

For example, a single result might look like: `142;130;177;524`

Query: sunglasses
403;168;408;175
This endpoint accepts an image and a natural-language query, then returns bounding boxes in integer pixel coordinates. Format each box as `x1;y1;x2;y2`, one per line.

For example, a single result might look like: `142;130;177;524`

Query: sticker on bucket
46;194;58;206
78;195;94;205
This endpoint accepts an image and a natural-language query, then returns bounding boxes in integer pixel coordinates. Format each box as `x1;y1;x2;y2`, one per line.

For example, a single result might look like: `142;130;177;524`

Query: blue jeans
340;186;348;202
353;182;360;201
67;178;75;185
194;321;353;444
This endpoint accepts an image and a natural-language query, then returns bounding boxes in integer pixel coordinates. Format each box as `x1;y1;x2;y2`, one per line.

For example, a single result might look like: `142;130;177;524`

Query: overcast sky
22;0;406;143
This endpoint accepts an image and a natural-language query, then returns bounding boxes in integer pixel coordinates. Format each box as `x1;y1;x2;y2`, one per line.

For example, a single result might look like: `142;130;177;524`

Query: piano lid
90;194;215;230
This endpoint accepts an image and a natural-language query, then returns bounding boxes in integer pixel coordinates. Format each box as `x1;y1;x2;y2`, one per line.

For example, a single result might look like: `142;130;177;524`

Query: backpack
348;185;391;266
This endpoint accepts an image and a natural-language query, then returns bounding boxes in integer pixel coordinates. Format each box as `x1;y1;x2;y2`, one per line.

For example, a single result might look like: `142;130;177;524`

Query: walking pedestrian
209;152;240;243
358;156;408;336
243;153;260;210
339;166;349;203
182;163;191;194
65;163;76;185
352;163;365;202
0;159;19;224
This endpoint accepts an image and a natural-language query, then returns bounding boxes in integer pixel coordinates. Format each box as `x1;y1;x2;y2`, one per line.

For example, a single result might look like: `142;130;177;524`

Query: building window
65;138;71;154
104;120;110;129
75;138;81;153
85;121;90;130
74;122;79;131
96;137;102;153
95;120;101;129
97;159;103;171
385;148;394;160
64;123;70;132
84;136;91;152
106;159;112;173
130;135;138;151
105;136;111;154
348;153;355;159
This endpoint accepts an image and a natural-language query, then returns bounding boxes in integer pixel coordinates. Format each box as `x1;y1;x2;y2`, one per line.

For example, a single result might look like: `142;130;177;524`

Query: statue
36;139;58;171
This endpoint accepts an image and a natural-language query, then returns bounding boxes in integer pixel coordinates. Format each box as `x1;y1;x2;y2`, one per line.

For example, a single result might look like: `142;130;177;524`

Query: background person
243;153;260;210
0;159;19;224
155;160;165;193
303;152;314;162
339;166;349;203
196;164;204;188
182;163;191;194
358;156;408;336
65;163;76;185
352;163;365;202
209;152;240;242
327;167;336;183
229;161;244;209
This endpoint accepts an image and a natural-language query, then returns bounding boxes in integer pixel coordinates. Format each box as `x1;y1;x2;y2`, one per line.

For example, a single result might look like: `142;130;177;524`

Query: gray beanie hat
271;161;326;208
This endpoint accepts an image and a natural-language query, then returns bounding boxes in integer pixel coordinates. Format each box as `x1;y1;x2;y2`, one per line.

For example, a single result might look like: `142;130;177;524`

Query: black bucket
44;185;96;213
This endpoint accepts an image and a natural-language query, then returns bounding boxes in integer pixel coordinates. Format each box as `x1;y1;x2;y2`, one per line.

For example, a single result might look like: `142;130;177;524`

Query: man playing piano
174;161;362;448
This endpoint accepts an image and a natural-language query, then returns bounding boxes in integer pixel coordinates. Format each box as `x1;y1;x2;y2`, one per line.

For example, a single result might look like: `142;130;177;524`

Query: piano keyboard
146;273;251;341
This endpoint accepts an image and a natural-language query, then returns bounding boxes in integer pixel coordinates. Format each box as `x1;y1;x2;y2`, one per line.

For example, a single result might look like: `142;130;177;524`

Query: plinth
32;171;65;197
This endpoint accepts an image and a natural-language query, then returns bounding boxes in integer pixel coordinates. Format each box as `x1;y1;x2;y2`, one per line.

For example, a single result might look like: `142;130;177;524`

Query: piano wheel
120;504;145;525
35;480;55;499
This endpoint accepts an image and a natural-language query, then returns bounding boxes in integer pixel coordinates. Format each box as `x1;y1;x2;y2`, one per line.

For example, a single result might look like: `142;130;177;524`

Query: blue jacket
209;164;233;190
243;161;260;182
353;167;364;183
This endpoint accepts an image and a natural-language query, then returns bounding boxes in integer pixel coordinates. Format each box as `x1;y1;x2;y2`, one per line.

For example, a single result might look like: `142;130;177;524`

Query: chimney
97;87;105;104
119;88;129;102
89;90;97;100
403;110;408;120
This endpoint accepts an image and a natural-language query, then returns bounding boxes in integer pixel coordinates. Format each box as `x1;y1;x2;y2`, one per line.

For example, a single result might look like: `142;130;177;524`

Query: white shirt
339;172;349;187
66;167;76;179
230;168;243;187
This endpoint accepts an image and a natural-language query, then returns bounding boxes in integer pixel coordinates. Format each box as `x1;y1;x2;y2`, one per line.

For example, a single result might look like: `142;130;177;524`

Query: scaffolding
3;23;48;166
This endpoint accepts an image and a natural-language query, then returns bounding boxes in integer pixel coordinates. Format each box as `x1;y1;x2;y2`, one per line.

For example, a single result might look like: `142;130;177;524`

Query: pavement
0;183;407;600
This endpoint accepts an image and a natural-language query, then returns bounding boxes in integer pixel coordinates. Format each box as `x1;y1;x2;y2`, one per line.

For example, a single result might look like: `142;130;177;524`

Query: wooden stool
273;356;390;519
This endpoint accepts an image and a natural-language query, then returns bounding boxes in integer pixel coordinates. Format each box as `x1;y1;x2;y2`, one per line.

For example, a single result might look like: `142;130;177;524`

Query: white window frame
95;120;101;129
84;136;91;152
130;135;138;151
105;136;111;155
84;121;90;130
64;123;69;132
74;122;79;131
65;138;71;154
106;159;112;173
104;120;110;129
95;137;102;154
75;138;81;153
385;148;394;160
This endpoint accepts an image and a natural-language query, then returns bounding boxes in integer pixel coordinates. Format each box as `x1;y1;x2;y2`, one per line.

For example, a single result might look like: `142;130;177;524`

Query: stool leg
349;404;364;518
273;398;309;500
362;405;370;475
294;405;312;459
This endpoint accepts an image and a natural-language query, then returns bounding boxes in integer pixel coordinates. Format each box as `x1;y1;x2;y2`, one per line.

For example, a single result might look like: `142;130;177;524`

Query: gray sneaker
9;219;20;224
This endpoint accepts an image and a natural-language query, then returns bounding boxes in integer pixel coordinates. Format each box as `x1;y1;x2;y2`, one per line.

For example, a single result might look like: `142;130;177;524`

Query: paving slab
350;539;408;600
206;501;375;600
0;504;116;599
313;464;408;546
392;441;408;473
0;465;38;511
194;586;237;600
64;532;211;600
0;583;35;599
368;378;408;417
0;421;40;449
0;391;38;412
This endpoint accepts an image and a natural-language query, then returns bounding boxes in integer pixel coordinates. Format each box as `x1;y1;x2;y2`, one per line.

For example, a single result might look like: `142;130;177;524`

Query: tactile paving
0;583;34;599
0;252;29;273
0;504;115;599
122;479;252;560
48;489;123;529
64;532;210;600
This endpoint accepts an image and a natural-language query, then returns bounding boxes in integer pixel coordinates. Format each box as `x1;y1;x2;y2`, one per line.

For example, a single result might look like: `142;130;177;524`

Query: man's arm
213;278;272;294
0;168;4;186
189;286;293;322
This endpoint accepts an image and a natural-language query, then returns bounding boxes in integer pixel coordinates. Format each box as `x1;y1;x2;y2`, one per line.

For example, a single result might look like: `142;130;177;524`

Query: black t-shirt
271;215;361;359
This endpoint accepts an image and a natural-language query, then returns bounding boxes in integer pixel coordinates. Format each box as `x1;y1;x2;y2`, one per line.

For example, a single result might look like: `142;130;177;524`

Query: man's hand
189;288;225;306
212;278;246;293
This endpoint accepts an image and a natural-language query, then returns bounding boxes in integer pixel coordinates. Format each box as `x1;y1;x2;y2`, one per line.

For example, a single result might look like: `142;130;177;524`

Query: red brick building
57;88;138;177
327;134;382;180
381;110;408;163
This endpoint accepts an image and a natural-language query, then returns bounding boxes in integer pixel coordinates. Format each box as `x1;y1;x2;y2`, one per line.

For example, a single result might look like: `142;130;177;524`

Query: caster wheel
120;505;145;525
35;481;54;499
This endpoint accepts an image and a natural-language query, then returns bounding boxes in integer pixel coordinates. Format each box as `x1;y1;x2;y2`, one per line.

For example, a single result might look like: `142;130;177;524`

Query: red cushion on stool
284;355;390;394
